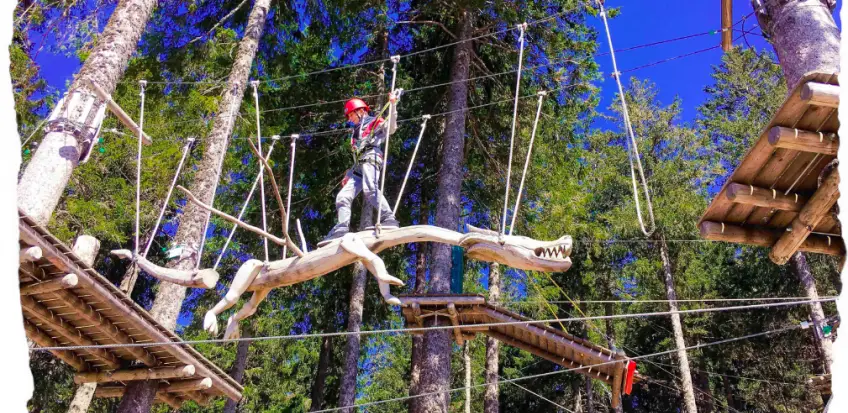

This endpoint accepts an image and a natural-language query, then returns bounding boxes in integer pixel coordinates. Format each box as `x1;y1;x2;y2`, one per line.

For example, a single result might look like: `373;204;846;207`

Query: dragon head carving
461;225;573;272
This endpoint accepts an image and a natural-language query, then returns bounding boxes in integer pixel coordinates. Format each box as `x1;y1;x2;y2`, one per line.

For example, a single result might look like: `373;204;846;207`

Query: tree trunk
336;206;372;412
483;263;500;413
66;236;100;413
416;9;474;413
223;326;252;413
791;252;834;372
585;377;594;413
309;336;334;412
17;0;158;226
463;342;471;413
695;366;714;413
754;0;839;375
658;235;698;413
117;1;271;411
409;225;428;413
753;0;839;91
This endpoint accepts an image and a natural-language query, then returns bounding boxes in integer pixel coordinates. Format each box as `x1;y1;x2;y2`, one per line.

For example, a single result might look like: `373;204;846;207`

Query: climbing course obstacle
397;294;639;409
699;72;844;264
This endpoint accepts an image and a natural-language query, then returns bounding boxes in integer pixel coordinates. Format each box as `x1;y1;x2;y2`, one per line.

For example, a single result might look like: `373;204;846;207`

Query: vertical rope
508;91;546;235
134;80;147;258
596;1;656;236
214;136;280;270
392;115;431;215
282;134;298;258
501;22;528;237
251;81;269;262
376;55;401;236
142;137;194;258
197;82;240;269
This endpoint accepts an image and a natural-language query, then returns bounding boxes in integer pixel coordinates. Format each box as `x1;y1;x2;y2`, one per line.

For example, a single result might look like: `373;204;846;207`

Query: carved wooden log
110;249;219;289
770;170;840;264
725;182;808;212
700;221;844;256
74;365;195;384
768;126;838;154
19;246;42;262
801;82;839;108
87;80;152;144
20;274;78;295
93;378;211;397
447;303;464;345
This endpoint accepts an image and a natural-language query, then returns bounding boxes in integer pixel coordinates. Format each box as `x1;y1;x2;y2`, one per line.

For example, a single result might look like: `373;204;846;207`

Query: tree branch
187;0;249;45
395;20;456;39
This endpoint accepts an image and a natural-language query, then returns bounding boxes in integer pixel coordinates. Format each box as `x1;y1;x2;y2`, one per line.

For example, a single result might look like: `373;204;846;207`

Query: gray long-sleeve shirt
350;103;398;164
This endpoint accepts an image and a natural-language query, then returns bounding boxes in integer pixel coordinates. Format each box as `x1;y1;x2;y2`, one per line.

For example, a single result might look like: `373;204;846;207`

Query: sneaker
318;224;349;247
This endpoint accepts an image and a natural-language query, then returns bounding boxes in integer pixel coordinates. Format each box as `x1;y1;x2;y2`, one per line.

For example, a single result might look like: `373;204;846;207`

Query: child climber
319;92;401;246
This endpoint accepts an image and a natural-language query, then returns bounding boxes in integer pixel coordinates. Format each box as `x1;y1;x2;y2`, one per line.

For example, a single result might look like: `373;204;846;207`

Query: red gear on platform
344;98;370;116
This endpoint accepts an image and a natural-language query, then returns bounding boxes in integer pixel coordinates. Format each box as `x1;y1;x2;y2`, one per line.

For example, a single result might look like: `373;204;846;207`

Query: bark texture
18;0;158;226
408;237;428;413
658;235;698;413
483;263;501;413
585;377;594;413
66;235;101;413
754;0;839;90
117;0;271;411
223;326;251;413
791;252;834;372
416;10;474;413
463;342;471;413
336;206;372;412
309;336;334;412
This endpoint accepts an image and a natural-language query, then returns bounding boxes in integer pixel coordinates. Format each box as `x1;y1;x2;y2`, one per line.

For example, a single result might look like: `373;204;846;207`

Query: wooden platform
398;294;637;408
699;72;844;264
18;212;242;408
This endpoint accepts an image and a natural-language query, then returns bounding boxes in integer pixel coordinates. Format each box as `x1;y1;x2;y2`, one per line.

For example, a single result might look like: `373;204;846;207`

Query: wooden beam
74;365;195;384
21;296;122;369
721;0;732;52
95;386;188;409
725;182;808;212
700;221;845;256
20;274;78;295
166;378;213;393
180;390;212;406
801;82;839;108
19;246;42;263
768;126;838;155
156;393;183;409
398;295;486;307
770;170;840;264
610;353;626;409
446;303;464;346
410;302;424;328
23;320;90;371
86;80;152;144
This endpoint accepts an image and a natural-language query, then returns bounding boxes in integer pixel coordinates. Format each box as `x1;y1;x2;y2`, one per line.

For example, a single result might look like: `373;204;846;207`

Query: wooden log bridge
398;294;638;409
17;211;242;408
699;73;844;264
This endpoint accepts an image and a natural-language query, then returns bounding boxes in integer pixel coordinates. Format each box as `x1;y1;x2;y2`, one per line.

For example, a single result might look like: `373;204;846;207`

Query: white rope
500;375;576;412
34;298;832;351
142;138;194;258
309;324;801;412
196;82;241;269
375;55;401;236
282;134;298;258
505;295;837;305
501;22;528;237
596;1;656;237
508;90;547;235
134;80;147;258
392;115;431;215
213;136;279;270
251;81;269;262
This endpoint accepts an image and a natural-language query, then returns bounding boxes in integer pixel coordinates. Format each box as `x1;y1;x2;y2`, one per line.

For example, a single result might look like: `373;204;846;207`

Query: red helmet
344;98;370;116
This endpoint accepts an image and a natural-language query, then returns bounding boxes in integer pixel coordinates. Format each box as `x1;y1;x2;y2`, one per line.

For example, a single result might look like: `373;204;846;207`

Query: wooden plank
770;170;840;264
768;126;838;155
21;296;121;369
399;295;486;307
157;393;183;409
726;182;808;212
611;355;625;409
446;303;464;346
24;320;90;371
20;274;78;295
86;80;152;144
165;378;213;393
802;82;839;108
700;221;844;256
74;365;195;384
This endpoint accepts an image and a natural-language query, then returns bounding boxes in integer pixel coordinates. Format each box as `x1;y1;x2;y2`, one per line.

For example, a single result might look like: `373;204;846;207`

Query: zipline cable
504;295;837;305
134;80;147;259
595;0;656;237
508;90;547;235
251;81;269;262
282;134;298;258
309;324;802;412
376;56;402;236
33;298;834;351
142;137;194;258
213;136;280;270
501;22;528;237
392;115;431;215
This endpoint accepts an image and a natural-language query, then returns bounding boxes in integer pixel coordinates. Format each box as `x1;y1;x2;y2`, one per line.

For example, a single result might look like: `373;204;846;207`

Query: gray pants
336;162;395;227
